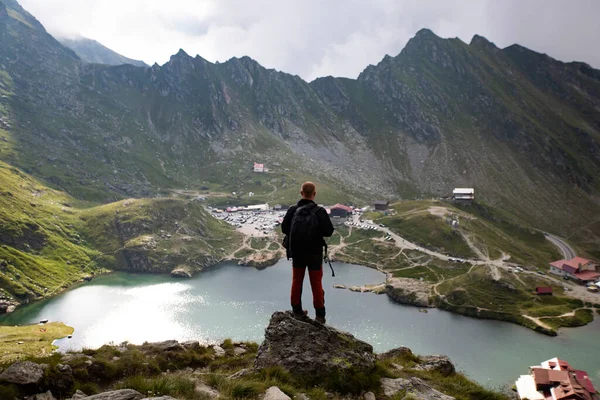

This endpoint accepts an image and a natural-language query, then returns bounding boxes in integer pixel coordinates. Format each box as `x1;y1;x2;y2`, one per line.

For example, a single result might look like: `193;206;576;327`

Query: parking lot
212;210;285;237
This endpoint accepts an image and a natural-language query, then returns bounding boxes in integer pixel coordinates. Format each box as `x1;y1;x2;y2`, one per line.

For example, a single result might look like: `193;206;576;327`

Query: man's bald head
301;182;316;200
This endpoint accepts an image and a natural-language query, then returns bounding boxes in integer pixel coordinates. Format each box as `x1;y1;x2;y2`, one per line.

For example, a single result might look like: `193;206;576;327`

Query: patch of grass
0;384;19;400
381;212;476;258
117;374;196;398
0;322;73;364
412;371;509;400
234;248;255;259
541;309;595;330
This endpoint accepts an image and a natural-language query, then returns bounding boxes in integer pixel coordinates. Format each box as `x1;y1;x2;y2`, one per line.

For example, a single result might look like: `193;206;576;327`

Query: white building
452;188;475;201
254;162;264;173
245;203;269;212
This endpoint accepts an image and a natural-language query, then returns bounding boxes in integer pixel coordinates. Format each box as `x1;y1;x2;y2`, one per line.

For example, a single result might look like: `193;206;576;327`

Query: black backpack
287;203;321;257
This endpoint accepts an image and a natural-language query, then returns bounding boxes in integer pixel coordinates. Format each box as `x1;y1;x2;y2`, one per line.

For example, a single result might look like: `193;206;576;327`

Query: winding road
545;233;576;259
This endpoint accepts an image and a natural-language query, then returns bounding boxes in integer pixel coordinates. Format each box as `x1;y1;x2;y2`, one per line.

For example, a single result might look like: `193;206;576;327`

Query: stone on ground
414;355;456;376
195;382;220;398
70;390;88;399
212;345;226;357
27;391;56;400
262;386;291;400
364;391;376;400
255;311;376;378
381;377;455;400
83;389;144;400
0;361;48;385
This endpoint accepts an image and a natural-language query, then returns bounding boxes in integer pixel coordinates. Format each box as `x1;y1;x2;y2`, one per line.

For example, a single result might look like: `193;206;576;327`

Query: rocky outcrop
82;389;144;400
170;266;192;278
0;361;48;385
27;391;56;400
195;382;220;398
381;377;455;399
386;278;434;308
255;311;376;379
262;386;291;400
415;355;456;376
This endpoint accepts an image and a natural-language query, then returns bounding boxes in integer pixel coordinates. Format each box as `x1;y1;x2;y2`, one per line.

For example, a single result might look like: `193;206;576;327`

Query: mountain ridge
58;36;148;67
0;0;599;253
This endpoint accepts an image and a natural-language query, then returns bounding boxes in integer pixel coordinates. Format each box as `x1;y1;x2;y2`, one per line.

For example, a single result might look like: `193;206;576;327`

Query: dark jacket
281;199;334;257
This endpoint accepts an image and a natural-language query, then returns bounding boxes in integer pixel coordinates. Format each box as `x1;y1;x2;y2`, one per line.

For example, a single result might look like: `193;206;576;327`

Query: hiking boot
292;309;308;318
315;316;326;324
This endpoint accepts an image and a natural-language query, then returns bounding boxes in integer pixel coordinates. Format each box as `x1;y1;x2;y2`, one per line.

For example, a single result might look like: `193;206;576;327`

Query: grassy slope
0;322;73;364
0;161;101;301
0;162;240;304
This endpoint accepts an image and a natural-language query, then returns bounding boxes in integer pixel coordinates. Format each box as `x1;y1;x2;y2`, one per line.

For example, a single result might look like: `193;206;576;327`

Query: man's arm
318;208;335;237
281;207;296;235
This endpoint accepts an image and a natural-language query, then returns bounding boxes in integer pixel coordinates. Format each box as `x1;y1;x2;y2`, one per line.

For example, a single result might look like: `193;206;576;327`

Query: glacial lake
1;260;599;390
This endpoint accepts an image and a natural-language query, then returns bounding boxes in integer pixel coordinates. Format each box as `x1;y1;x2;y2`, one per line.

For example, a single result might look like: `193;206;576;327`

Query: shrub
0;384;19;400
230;380;263;398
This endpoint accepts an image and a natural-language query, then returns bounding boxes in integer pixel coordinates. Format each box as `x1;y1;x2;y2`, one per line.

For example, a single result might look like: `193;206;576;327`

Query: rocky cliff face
0;1;599;237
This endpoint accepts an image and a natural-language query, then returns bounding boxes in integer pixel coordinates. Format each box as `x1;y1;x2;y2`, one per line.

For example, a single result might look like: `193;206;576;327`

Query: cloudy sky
19;0;600;81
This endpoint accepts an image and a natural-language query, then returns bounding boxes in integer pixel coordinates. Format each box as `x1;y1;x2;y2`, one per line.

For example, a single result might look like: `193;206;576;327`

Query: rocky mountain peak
470;34;498;51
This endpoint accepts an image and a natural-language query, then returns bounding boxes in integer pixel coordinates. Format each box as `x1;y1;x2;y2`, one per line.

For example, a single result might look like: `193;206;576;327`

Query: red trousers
291;265;325;317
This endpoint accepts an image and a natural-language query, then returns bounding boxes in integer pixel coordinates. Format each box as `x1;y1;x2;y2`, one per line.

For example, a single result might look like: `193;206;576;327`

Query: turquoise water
1;260;599;389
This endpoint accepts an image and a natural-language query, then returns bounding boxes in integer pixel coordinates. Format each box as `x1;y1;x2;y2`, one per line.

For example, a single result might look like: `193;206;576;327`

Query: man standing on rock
282;182;334;323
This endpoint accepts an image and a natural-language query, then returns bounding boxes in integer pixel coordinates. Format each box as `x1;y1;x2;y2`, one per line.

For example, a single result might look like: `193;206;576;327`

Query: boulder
0;361;48;385
255;311;376;379
212;345;226;357
27;391;57;400
415;355;456;376
262;386;291;400
181;340;202;351
234;346;248;356
380;377;455;400
70;390;88;399
151;340;184;351
195;382;220;398
364;392;376;400
84;389;144;400
377;346;414;360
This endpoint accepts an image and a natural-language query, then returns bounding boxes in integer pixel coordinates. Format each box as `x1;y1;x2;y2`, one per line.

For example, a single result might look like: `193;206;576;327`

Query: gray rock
255;311;376;379
263;386;291;400
140;397;176;400
212;345;226;357
380;377;455;400
377;346;414;360
195;382;220;398
27;391;57;400
84;389;144;400
0;361;48;385
233;346;248;356
150;340;184;351
415;355;456;377
71;389;88;399
182;340;202;351
364;392;376;400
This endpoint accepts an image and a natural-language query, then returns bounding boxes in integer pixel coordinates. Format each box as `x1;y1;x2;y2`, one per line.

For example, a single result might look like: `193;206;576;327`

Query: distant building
452;188;475;202
535;287;553;296
254;162;264;173
373;201;390;211
515;357;597;400
329;204;353;218
549;257;599;283
245;203;269;212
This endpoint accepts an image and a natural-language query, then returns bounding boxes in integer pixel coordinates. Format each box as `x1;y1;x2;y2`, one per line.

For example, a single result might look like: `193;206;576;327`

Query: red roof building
517;358;598;400
549;257;599;283
536;287;553;295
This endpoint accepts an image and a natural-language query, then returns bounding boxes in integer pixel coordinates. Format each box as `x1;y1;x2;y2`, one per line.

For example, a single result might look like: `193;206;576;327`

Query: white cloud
17;0;600;81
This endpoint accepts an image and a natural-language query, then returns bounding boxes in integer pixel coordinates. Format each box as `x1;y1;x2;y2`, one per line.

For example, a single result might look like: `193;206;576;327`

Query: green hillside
0;161;240;306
